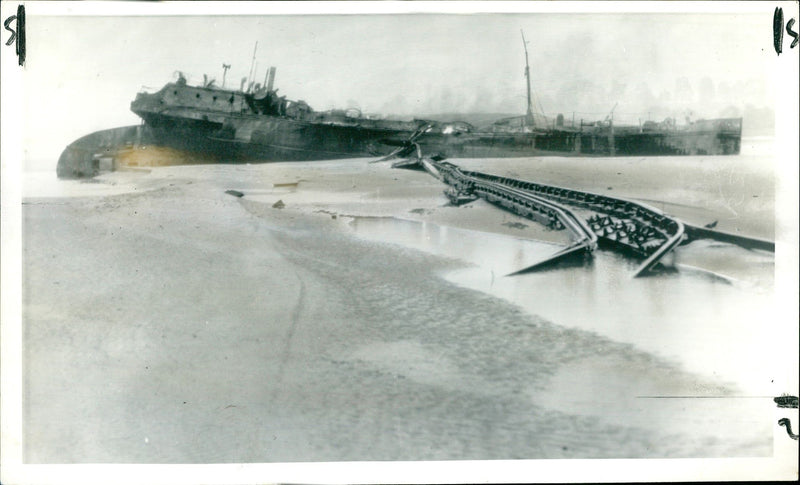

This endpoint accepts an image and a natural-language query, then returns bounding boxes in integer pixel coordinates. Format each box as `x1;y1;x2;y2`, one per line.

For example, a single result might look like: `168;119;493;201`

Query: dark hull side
418;129;741;158
152;111;742;160
57;111;742;178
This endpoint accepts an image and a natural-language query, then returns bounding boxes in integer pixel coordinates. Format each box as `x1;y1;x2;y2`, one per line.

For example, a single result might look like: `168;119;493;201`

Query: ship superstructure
58;43;742;179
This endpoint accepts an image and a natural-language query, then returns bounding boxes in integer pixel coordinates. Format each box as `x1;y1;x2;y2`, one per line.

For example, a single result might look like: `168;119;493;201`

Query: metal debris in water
380;146;773;278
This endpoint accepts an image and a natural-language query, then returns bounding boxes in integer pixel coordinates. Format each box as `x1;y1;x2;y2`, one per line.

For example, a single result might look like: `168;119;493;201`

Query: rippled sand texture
22;151;784;463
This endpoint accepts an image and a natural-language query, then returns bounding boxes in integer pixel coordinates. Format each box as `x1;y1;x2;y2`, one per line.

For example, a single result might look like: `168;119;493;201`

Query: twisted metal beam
423;160;597;274
416;158;685;277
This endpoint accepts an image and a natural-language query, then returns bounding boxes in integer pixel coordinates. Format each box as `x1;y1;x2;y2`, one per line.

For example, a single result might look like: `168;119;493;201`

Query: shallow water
348;216;562;275
22;170;152;198
348;216;777;396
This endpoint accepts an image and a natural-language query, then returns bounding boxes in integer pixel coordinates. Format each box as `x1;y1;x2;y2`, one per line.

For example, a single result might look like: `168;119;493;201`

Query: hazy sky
19;5;783;167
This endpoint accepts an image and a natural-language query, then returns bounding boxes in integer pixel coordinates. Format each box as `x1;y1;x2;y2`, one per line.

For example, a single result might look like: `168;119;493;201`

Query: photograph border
2;2;798;483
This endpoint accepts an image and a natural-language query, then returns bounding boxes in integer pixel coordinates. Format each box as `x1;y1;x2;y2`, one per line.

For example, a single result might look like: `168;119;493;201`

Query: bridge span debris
381;148;772;278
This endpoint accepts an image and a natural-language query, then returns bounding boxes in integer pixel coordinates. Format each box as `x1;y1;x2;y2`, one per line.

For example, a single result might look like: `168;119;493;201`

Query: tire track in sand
271;272;306;403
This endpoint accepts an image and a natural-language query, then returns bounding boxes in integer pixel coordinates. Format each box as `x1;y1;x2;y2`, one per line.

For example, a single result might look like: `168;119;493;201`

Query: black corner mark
774;395;799;441
788;18;799;50
2;12;15;46
778;418;799;440
3;4;24;66
774;7;784;55
774;6;799;56
774;394;799;408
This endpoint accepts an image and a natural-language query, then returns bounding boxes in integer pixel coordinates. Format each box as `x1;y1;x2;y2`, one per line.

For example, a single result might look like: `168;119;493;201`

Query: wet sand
22;154;784;463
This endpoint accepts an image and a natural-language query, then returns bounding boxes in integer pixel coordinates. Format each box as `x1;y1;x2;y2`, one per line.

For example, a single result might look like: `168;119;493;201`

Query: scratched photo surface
8;2;798;478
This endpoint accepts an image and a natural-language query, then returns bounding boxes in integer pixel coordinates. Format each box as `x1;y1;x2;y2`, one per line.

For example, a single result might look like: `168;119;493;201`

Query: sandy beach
22;152;787;463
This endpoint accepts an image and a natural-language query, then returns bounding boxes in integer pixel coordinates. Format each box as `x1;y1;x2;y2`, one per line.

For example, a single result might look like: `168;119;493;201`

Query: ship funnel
266;66;276;92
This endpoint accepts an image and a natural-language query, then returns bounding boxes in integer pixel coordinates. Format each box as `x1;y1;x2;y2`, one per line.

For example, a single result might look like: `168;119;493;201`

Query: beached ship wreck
57;38;743;178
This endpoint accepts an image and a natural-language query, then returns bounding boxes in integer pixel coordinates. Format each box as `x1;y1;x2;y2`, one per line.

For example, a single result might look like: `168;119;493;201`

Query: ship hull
56;116;742;179
56;78;742;178
140;111;742;161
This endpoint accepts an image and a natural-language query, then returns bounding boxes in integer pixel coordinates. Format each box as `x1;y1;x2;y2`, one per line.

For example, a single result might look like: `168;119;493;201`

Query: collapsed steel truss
385;145;773;277
416;158;684;277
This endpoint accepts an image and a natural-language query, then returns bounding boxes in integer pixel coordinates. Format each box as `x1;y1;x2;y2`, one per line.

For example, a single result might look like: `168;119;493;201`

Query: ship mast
247;41;258;93
222;63;231;88
521;30;534;127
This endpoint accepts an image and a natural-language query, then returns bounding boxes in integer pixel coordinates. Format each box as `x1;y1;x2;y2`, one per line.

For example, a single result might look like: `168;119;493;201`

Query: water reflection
348;216;561;276
450;250;776;395
349;216;777;395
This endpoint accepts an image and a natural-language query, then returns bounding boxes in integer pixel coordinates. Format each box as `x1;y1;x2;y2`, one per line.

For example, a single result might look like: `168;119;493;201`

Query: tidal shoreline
22;155;778;462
